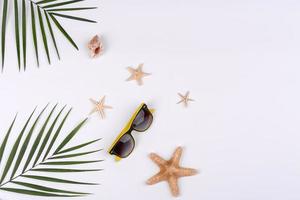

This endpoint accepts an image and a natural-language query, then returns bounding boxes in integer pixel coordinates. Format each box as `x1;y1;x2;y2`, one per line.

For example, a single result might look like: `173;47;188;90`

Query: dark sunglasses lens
111;133;135;158
132;106;153;132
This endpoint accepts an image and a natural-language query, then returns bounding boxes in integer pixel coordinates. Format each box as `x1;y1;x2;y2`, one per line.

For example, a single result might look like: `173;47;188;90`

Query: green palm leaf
32;168;102;173
1;0;97;70
0;109;35;183
49;14;78;50
50;12;97;23
42;0;85;9
37;6;51;64
14;0;21;70
10;106;46;179
43;108;72;161
0;105;101;197
12;181;90;195
50;149;102;159
45;11;60;59
57;138;101;155
33;105;65;166
30;1;39;66
0;188;82;197
31;104;56;168
54;118;88;154
22;175;98;185
47;7;97;12
37;0;59;5
1;0;8;69
22;0;26;70
41;160;103;165
0;115;17;165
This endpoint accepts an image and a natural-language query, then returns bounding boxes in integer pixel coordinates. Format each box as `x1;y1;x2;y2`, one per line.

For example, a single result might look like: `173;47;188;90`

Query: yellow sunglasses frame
108;103;155;161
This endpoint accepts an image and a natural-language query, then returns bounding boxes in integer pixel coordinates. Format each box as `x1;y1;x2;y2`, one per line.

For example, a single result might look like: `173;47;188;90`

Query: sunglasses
108;103;154;161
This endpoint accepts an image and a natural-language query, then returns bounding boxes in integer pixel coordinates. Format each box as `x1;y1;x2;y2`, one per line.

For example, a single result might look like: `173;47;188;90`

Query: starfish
146;147;198;197
89;96;112;119
126;63;151;86
177;91;194;107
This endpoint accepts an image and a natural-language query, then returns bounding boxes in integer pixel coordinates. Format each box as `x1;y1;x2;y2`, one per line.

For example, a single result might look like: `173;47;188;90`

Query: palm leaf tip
13;0;21;70
57;138;101;155
37;7;51;64
50;13;97;23
45;11;60;60
41;160;103;165
32;168;103;173
0;114;17;165
0;188;84;197
54;117;88;154
1;0;9;70
12;181;91;195
49;14;79;50
50;149;102;159
22;175;98;185
21;0;27;70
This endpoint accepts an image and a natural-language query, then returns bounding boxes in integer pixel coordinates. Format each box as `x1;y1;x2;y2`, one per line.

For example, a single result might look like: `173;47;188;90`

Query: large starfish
89;96;112;119
126;63;151;86
146;147;198;197
177;91;194;107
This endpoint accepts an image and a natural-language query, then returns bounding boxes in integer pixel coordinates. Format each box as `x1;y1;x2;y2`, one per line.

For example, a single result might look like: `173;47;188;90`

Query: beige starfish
177;91;194;107
89;96;112;119
146;147;198;197
126;63;151;86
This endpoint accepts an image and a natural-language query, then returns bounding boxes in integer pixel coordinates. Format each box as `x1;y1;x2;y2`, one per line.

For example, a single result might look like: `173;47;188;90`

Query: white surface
0;0;300;199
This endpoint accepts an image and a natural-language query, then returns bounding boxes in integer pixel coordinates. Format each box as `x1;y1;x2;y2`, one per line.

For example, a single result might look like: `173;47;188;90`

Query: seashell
88;35;103;58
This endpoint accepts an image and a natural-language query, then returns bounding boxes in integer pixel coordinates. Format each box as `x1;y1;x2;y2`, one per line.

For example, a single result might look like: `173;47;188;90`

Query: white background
0;0;300;199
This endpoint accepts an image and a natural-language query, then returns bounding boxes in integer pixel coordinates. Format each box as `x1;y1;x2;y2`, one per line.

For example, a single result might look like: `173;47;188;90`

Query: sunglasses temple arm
149;108;155;114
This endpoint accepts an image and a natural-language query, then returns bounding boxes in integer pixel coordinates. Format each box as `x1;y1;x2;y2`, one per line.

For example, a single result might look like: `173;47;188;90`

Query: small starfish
146;147;198;197
89;96;112;119
177;91;194;107
126;63;151;86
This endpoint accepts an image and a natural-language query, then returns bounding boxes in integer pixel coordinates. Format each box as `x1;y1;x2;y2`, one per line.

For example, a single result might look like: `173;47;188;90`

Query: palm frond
32;168;102;173
22;0;27;70
0;104;101;197
1;0;97;71
14;0;21;70
37;0;59;5
41;160;103;165
30;1;39;66
0;109;35;183
42;0;85;9
0;115;17;165
37;6;51;64
45;11;60;59
0;188;82;197
21;175;98;185
47;7;97;12
1;0;9;69
49;149;102;159
12;181;90;195
56;138;101;154
50;12;97;23
49;14;78;50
